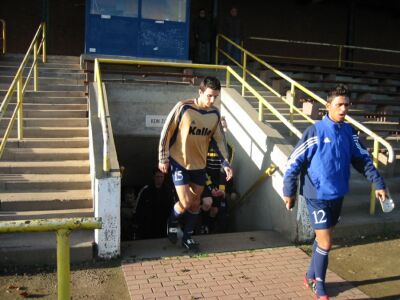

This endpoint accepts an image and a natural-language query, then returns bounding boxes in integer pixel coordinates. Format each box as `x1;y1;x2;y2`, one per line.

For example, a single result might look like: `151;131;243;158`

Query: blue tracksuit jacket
283;115;385;200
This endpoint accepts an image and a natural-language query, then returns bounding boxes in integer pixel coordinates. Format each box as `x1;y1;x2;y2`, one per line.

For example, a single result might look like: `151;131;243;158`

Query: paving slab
121;231;369;299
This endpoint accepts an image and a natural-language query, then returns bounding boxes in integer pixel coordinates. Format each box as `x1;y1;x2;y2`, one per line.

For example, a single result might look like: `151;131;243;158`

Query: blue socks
314;245;329;296
183;210;200;240
307;239;318;279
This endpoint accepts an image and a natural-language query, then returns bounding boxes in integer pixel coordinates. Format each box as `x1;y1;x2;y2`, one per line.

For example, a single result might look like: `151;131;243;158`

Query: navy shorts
170;160;206;186
306;197;343;230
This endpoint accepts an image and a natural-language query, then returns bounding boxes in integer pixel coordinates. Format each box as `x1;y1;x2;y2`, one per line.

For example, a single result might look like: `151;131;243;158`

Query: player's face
326;95;349;123
198;88;220;108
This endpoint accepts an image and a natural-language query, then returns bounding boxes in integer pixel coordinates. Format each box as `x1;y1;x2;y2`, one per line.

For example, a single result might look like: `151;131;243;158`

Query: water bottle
379;190;395;213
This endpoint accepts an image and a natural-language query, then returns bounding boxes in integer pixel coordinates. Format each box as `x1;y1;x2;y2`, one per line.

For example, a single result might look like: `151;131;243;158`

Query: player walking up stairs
0;54;94;265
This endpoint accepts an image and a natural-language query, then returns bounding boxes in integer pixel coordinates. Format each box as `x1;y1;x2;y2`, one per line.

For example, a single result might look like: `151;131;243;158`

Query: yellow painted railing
0;218;102;300
248;36;400;69
0;22;47;159
0;19;5;54
216;34;394;215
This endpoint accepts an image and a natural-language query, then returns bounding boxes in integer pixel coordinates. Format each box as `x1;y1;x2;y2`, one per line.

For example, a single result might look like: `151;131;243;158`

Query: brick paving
122;246;369;300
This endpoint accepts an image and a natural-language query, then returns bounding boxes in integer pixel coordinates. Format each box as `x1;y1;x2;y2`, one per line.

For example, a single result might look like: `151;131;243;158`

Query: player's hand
375;189;387;201
158;162;169;174
284;196;296;210
224;166;233;181
212;188;225;198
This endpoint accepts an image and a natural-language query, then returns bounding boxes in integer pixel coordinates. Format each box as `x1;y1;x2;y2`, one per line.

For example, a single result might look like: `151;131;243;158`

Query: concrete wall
88;84;121;258
220;88;313;242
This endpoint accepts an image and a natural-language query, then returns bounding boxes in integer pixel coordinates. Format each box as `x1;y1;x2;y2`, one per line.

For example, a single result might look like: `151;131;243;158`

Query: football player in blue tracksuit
283;84;387;300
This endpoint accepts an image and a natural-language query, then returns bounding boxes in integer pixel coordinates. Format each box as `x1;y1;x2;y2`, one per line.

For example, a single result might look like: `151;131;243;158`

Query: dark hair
327;84;350;103
199;76;221;92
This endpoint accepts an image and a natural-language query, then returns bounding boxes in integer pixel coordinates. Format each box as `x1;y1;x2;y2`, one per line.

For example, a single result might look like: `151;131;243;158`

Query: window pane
91;0;138;18
142;0;186;22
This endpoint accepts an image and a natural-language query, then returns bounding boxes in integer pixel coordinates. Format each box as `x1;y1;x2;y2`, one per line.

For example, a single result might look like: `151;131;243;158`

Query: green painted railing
0;218;102;300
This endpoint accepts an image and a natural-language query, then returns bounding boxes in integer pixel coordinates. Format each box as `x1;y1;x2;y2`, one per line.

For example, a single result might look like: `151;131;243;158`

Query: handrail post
17;76;24;140
57;229;71;300
338;45;343;68
42;22;47;63
289;83;295;135
241;52;247;96
225;68;231;88
215;35;219;64
258;100;263;122
369;139;379;215
34;40;38;91
1;19;5;54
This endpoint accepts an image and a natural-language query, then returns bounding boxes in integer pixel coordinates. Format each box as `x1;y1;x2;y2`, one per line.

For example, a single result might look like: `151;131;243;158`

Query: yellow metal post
289;84;295;136
57;229;71;300
34;41;38;91
215;35;219;64
258;100;263;122
338;46;343;68
241;52;247;97
225;69;231;88
369;139;379;215
42;22;47;63
17;76;23;140
1;19;5;54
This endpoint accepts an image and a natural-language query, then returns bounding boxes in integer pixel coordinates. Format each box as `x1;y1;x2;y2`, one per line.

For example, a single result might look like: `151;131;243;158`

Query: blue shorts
306;197;343;230
170;160;206;186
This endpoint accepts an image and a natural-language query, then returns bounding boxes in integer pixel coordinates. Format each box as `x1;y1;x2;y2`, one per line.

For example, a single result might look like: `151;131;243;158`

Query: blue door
85;0;190;60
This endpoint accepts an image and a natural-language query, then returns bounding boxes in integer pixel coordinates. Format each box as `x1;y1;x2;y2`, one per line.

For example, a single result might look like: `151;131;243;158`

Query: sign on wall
146;115;167;127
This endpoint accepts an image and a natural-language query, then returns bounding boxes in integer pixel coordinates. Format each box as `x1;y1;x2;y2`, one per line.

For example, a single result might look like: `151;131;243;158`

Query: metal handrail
0;22;47;159
248;36;400;69
0;218;102;300
216;34;394;164
0;19;5;54
216;34;394;215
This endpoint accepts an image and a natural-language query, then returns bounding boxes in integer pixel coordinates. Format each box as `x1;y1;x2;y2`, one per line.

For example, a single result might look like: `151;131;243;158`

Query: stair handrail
94;58;111;172
247;36;400;69
216;33;394;215
0;19;5;54
216;34;394;164
0;22;47;159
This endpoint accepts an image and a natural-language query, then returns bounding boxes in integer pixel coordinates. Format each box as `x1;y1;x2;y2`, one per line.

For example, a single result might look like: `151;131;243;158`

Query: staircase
0;54;94;265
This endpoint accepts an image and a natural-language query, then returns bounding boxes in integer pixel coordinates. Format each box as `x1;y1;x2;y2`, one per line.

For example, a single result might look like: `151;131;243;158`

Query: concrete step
0;83;86;92
342;192;400;213
1;148;88;161
335;209;400;239
0;118;88;128
0;65;83;74
0;75;85;85
0;160;90;174
0;174;91;190
0;230;94;265
0;189;92;211
0;208;94;221
5;109;88;118
0;53;80;64
0;127;89;138
0;90;86;97
6;103;88;111
2;137;89;148
0;70;86;80
21;96;87;104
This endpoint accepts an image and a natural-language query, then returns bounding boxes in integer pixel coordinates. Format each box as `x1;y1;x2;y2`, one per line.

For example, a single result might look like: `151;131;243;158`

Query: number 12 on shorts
312;209;327;224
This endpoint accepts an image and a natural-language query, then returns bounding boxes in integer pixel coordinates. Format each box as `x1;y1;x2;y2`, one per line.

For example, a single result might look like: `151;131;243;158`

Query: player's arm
210;119;233;180
283;126;318;208
158;102;181;173
350;129;386;191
